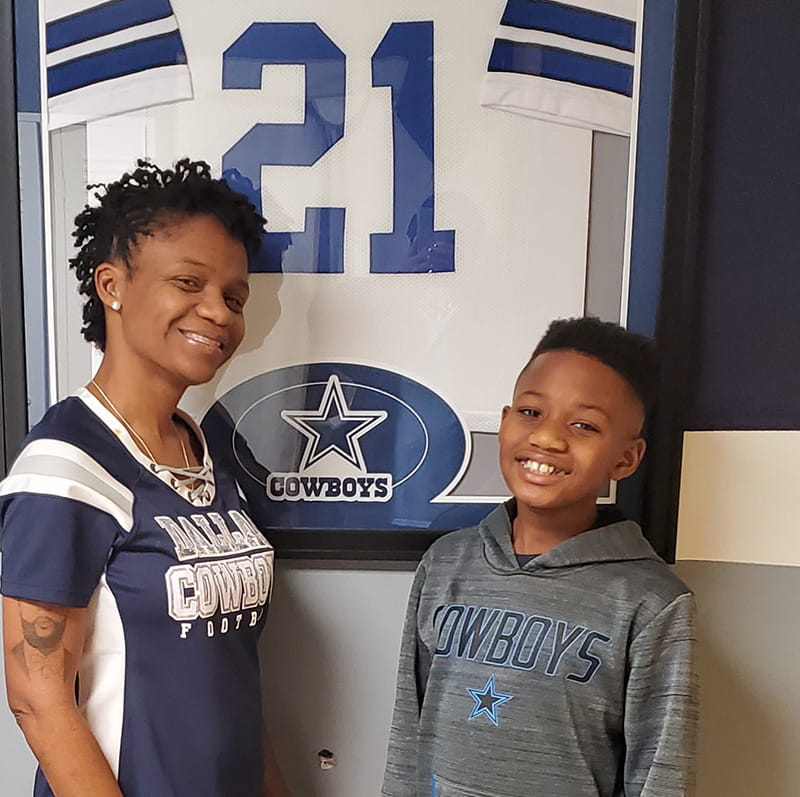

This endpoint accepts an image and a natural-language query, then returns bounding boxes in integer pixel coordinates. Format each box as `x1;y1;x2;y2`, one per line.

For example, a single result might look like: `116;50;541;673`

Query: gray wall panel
49;124;93;398
18;113;48;426
260;562;413;796
585;132;629;323
674;561;800;797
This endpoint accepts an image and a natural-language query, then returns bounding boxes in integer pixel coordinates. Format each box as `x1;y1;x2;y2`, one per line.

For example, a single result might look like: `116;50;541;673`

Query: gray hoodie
382;502;697;797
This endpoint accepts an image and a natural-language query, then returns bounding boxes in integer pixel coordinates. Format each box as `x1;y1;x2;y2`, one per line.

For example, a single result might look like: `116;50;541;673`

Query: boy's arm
624;591;699;797
382;561;430;797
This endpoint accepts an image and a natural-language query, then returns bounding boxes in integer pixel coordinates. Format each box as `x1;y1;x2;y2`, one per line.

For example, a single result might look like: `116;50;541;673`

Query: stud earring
111;300;121;311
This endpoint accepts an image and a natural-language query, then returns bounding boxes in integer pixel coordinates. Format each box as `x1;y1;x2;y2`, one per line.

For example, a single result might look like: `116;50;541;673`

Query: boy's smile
499;349;646;536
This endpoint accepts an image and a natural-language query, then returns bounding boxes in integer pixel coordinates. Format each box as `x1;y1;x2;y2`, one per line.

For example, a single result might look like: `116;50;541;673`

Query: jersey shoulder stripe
44;0;192;129
481;0;638;134
500;0;635;51
46;0;176;51
488;38;633;96
48;30;187;97
0;438;134;531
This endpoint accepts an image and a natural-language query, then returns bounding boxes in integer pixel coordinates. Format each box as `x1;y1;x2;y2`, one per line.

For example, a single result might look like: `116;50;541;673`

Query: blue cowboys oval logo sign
201;363;495;532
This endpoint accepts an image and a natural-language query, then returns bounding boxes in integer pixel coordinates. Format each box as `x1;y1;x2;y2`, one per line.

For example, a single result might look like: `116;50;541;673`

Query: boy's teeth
523;460;557;475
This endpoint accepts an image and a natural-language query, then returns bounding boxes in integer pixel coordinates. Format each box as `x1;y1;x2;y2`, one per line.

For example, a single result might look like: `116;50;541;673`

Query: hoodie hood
479;500;663;574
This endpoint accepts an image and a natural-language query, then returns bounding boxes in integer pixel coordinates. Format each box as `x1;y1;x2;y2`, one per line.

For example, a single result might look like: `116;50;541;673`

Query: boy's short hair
524;316;660;419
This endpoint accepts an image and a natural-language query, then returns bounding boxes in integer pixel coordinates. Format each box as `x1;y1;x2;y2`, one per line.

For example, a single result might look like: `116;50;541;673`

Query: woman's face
111;213;250;389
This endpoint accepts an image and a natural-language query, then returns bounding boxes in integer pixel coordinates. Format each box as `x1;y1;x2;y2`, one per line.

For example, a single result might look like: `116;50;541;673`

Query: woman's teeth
184;331;221;349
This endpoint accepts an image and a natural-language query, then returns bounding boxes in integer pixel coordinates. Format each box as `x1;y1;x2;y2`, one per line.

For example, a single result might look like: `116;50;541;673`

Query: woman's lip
180;330;224;350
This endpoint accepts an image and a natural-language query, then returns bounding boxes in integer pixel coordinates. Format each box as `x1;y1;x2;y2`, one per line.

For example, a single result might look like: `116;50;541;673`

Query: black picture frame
634;0;709;563
262;0;711;561
0;0;29;476
31;0;709;561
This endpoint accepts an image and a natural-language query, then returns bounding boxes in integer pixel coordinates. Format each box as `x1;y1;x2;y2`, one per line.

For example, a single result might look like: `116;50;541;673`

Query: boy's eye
572;421;599;432
519;408;542;418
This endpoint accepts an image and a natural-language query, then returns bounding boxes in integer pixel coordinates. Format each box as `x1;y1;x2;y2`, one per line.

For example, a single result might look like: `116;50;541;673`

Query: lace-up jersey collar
77;387;216;506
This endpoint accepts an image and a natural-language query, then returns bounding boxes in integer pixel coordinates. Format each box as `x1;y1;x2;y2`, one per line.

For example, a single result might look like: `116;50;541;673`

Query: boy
382;317;697;797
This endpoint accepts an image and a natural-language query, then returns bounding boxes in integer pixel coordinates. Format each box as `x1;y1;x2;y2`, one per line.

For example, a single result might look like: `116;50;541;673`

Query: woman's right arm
3;596;124;797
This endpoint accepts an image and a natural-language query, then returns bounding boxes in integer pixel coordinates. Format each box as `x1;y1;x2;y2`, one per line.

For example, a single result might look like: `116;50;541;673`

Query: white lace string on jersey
151;461;213;504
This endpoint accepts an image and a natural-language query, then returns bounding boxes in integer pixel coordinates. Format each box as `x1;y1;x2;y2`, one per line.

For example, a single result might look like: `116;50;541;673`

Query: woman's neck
90;359;186;445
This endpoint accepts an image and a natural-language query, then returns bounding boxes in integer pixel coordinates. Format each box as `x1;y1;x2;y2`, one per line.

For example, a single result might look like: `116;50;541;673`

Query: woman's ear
94;261;125;310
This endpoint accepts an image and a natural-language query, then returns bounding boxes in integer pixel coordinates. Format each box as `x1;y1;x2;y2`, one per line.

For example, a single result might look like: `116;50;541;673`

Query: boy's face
499;349;646;519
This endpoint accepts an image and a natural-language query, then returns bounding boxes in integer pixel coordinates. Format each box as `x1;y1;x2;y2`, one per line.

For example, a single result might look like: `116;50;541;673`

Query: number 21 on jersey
221;21;456;275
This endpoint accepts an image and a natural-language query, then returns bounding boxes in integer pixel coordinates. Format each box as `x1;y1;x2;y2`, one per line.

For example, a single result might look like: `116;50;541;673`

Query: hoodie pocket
433;773;501;797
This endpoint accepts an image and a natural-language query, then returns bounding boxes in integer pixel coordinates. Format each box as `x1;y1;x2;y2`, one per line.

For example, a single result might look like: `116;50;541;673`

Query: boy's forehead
514;350;642;415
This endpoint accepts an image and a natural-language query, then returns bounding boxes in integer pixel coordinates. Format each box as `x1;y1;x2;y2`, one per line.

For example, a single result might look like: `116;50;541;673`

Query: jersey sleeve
45;0;193;130
480;0;638;135
0;438;133;606
381;558;432;797
623;591;699;796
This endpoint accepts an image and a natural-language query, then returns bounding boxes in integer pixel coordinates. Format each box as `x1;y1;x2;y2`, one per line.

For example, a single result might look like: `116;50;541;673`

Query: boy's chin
512;486;605;516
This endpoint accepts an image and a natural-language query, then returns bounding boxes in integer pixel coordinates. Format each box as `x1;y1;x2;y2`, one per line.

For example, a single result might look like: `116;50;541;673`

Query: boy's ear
501;405;510;421
610;436;646;481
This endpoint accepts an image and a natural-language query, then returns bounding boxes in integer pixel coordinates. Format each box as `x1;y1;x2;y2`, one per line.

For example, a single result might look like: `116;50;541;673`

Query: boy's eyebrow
517;391;612;417
577;403;611;418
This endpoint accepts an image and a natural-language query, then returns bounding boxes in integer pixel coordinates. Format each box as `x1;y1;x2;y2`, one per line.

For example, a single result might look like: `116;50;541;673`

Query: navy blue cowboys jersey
0;389;274;797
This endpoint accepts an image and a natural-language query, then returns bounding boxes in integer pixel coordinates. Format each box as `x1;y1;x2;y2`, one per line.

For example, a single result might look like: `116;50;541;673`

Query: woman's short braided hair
69;158;265;350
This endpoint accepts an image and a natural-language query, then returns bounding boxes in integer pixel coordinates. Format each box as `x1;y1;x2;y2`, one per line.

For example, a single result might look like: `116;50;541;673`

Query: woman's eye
175;277;200;290
226;296;245;313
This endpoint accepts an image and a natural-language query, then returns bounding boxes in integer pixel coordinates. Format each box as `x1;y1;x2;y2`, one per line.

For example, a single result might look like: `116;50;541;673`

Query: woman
0;160;287;796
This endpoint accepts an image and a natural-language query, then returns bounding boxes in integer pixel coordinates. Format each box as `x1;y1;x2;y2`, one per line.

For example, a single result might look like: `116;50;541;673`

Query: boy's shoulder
604;553;693;613
421;501;513;566
421;521;485;567
420;505;693;615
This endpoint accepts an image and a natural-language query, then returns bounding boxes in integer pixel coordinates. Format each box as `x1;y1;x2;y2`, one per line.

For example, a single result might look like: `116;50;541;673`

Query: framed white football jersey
42;0;645;551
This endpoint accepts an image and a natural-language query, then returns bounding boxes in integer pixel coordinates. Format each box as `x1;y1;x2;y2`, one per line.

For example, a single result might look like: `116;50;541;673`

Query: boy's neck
511;500;598;555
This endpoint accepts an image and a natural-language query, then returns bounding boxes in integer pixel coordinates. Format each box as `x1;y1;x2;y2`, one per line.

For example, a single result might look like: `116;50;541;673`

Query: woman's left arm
262;724;291;797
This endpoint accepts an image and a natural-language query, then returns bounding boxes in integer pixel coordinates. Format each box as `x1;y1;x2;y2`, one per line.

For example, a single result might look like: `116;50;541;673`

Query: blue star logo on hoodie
467;674;513;726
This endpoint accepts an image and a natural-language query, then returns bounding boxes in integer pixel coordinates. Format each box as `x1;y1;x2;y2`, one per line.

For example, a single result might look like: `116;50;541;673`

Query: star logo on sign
467;674;513;726
281;375;387;472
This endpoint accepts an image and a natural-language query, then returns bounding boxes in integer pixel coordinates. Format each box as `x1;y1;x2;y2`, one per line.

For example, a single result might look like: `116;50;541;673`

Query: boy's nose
528;425;567;452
